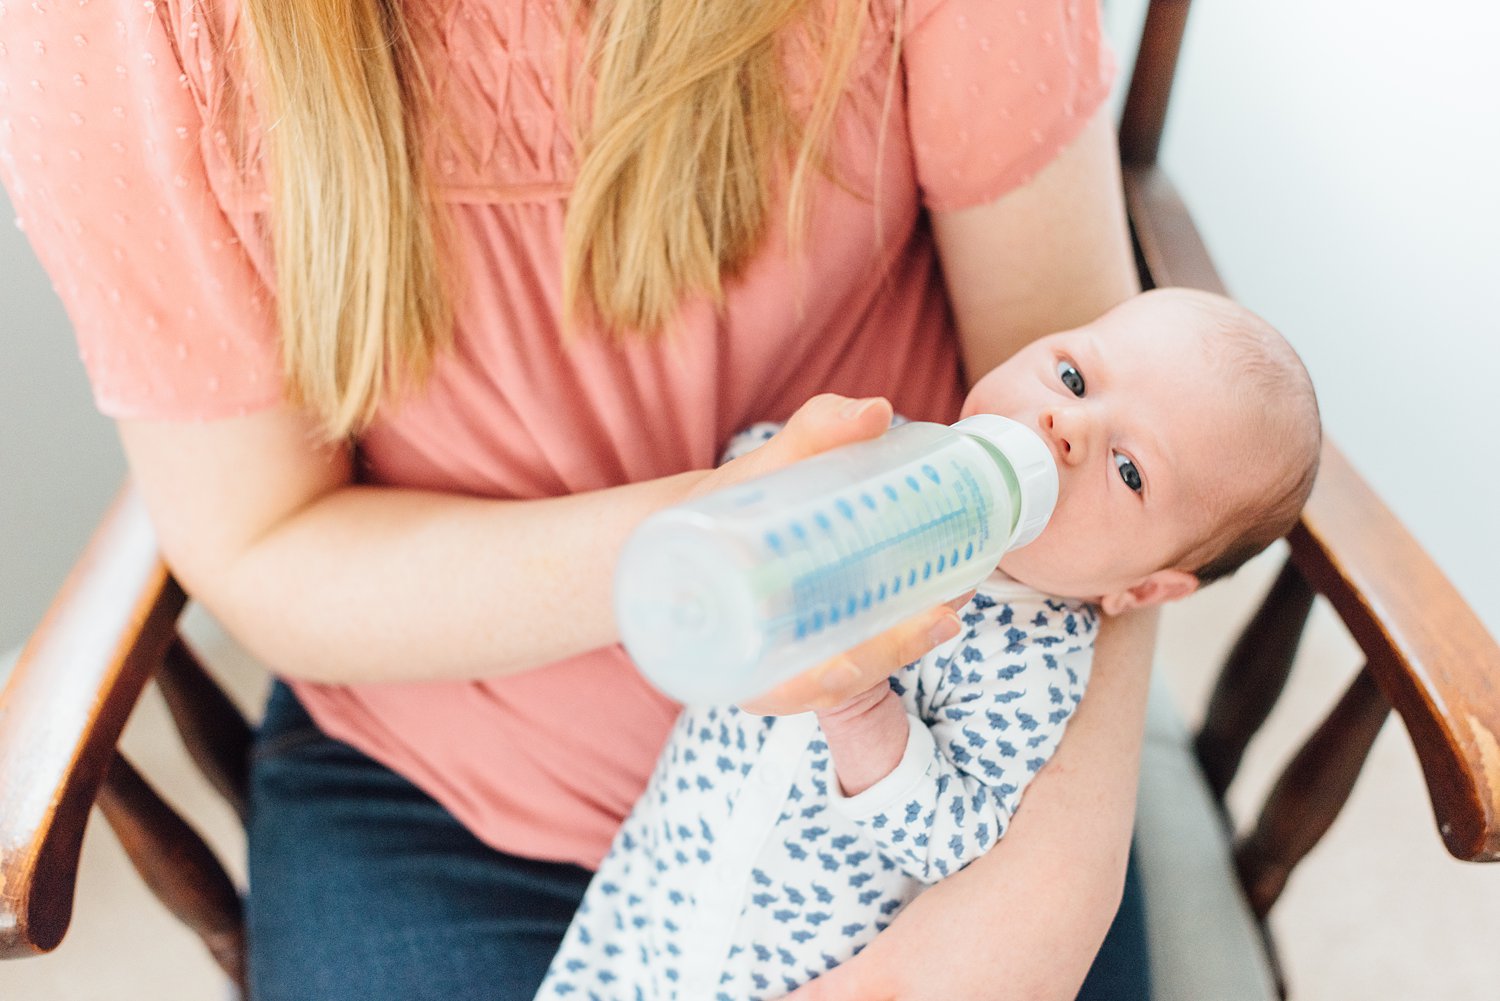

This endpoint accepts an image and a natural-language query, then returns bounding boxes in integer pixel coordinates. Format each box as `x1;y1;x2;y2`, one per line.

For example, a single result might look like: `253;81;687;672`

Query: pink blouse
0;0;1112;868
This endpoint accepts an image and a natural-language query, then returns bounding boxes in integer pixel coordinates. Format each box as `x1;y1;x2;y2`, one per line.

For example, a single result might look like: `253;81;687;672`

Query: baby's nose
1040;408;1089;466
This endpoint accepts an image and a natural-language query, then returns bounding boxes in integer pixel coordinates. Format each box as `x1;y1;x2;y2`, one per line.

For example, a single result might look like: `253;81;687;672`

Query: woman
0;0;1150;997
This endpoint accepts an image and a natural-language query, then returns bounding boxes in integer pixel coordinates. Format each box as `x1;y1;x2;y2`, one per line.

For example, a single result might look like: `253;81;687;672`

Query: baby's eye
1114;452;1144;494
1056;360;1085;397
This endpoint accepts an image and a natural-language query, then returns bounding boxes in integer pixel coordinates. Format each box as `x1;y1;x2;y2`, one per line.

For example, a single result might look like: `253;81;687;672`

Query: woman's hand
689;393;974;715
738;594;969;715
682;392;894;499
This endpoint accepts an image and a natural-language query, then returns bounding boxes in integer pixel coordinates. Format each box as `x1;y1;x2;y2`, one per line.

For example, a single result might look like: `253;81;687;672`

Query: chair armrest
0;484;185;956
1122;163;1500;863
1291;445;1500;861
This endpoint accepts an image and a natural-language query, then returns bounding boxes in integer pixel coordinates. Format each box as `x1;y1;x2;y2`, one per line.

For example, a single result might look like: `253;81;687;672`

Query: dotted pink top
0;0;1111;868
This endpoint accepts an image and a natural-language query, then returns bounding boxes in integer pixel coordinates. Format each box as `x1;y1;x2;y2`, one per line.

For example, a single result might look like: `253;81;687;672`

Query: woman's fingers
945;588;978;612
775;393;894;463
741;603;964;715
696;393;978;716
688;394;893;498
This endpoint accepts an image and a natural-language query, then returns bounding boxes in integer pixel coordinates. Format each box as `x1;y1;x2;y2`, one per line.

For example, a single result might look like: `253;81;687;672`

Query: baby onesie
535;422;1098;1001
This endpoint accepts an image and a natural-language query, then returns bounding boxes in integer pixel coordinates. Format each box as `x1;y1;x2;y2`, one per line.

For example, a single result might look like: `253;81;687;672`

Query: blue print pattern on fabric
535;420;1097;1001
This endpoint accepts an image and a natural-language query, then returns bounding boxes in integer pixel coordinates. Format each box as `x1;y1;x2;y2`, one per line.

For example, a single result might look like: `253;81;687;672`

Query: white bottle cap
951;414;1059;549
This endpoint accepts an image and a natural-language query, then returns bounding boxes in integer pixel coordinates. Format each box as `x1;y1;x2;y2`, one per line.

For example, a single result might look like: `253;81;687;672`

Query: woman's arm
782;107;1148;1000
933;111;1139;383
119;392;948;686
786;607;1156;1001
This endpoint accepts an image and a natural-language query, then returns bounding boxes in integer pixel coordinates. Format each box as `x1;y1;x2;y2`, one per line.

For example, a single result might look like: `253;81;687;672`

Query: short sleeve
903;0;1116;212
0;0;282;420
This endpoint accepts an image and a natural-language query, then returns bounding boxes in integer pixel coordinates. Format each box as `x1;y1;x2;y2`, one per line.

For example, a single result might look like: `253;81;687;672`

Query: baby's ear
1099;569;1200;616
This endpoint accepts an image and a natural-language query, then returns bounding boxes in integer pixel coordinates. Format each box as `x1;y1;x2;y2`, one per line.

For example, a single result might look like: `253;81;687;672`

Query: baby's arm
816;683;913;796
824;594;1097;884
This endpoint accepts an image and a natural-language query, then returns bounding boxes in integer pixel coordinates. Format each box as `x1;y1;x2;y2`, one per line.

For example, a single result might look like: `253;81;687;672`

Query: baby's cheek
962;390;1010;423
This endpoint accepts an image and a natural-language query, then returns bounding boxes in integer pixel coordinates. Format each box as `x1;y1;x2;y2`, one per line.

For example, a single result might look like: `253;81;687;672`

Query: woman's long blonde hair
239;0;882;440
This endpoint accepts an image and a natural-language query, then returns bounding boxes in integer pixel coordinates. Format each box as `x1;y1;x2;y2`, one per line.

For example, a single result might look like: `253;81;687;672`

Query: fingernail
840;397;879;420
944;589;977;612
929;613;961;646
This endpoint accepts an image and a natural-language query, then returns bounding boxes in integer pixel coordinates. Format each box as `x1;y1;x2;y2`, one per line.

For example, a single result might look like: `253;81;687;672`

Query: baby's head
962;288;1321;615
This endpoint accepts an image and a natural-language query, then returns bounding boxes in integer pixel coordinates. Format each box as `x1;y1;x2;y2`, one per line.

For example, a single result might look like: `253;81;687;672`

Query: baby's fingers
741;605;963;715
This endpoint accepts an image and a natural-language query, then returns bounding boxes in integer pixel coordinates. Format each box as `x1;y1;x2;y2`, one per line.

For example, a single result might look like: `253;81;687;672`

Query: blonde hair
239;0;886;440
240;0;458;440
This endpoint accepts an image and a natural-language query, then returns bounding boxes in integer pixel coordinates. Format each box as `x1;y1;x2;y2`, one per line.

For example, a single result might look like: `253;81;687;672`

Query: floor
3;547;1498;999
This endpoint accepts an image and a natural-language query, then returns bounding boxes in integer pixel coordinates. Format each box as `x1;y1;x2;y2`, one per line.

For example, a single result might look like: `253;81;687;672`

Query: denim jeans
246;682;1149;1000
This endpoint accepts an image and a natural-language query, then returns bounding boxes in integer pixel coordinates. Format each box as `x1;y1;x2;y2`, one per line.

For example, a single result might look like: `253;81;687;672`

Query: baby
536;288;1321;1000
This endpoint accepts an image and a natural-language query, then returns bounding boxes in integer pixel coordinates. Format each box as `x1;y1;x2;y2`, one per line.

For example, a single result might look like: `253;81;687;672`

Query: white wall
1104;0;1500;636
1;211;124;651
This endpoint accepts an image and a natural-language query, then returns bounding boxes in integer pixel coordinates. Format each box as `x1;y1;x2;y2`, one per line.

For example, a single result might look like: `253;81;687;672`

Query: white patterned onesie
535;422;1098;1001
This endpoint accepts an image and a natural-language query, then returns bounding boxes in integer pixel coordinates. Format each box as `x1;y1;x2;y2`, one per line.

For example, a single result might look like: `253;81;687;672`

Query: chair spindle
1235;665;1392;919
1195;558;1317;801
156;636;253;822
95;751;246;994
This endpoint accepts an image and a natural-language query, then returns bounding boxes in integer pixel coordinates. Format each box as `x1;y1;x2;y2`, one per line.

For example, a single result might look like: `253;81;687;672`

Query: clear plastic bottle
614;415;1058;705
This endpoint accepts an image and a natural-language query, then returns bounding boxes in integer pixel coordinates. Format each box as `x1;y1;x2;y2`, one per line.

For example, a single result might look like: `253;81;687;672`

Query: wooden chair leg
1195;558;1317;801
156;635;252;823
95;751;246;994
1235;665;1392;920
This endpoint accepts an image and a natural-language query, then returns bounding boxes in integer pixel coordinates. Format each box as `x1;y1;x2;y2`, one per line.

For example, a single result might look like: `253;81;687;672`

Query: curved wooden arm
0;485;185;956
1292;445;1500;861
1122;162;1500;863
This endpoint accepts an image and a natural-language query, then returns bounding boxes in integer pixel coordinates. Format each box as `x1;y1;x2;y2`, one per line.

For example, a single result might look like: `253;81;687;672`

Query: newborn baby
536;287;1321;1000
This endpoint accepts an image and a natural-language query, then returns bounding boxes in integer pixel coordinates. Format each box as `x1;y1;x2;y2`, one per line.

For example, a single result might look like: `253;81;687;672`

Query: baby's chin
996;550;1066;598
997;544;1105;604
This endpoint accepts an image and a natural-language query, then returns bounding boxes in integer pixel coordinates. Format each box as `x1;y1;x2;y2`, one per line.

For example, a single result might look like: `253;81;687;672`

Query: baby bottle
614;415;1059;705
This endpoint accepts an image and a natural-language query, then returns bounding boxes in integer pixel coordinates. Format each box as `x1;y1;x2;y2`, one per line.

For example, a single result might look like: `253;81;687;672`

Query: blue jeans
246;682;1149;1000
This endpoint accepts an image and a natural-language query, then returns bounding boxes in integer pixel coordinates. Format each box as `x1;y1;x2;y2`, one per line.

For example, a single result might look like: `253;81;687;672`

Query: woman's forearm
122;393;907;689
894;607;1155;999
215;473;703;685
119;406;718;686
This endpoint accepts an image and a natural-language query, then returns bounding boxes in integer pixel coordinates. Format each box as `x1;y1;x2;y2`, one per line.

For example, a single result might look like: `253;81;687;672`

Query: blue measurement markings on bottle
771;457;988;642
